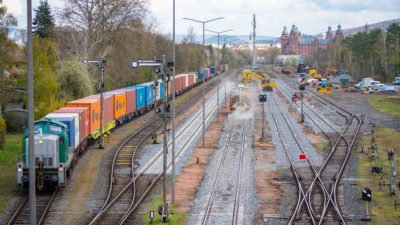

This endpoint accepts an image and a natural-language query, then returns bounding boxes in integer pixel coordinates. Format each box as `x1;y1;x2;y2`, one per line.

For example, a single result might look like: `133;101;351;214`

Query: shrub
0;118;6;149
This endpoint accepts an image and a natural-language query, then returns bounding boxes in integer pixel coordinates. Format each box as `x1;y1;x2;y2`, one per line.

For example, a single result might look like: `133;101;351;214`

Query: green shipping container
189;72;198;83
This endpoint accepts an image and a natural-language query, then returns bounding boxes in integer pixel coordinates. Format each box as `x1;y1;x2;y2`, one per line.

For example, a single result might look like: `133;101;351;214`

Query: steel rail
7;189;57;225
270;90;352;224
232;120;248;225
91;76;229;225
201;122;236;225
265;93;317;225
318;114;365;225
271;70;364;224
89;72;231;225
119;94;222;225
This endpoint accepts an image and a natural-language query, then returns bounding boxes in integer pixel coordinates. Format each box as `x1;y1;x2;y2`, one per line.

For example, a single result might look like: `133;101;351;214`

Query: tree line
303;23;400;82
0;0;244;126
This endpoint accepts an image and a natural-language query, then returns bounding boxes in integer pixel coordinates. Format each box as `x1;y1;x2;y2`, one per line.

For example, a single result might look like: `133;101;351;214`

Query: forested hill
343;18;400;37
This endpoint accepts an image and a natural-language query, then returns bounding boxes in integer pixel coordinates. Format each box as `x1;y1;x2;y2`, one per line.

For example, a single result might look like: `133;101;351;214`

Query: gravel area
275;78;343;133
270;74;368;225
265;91;324;168
136;85;229;176
333;90;400;133
188;117;257;225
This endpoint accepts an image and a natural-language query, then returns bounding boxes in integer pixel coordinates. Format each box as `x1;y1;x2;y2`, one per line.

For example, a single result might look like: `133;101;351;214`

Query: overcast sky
3;0;400;37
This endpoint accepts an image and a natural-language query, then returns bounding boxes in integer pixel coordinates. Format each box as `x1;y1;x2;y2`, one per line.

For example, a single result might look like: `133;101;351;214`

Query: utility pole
183;16;224;147
27;0;36;224
83;59;106;148
171;0;176;204
252;14;256;72
131;56;173;222
205;29;233;122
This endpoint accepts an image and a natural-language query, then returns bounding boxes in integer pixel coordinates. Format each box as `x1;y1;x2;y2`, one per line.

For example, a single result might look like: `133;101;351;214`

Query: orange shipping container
66;98;101;133
104;91;127;119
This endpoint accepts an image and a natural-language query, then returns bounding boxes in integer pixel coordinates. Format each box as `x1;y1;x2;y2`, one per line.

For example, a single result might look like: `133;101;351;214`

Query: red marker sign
299;154;306;160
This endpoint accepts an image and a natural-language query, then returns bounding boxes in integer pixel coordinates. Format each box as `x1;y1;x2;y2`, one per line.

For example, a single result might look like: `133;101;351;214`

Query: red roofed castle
281;25;344;55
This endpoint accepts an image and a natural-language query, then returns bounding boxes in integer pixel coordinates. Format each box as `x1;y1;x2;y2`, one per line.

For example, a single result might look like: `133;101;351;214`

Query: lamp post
205;29;233;66
183;17;224;147
171;0;176;205
221;36;235;64
205;29;233;121
229;39;241;69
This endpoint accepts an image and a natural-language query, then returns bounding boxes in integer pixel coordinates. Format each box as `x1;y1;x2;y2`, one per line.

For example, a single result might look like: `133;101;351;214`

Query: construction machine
317;78;333;93
230;85;250;112
326;68;338;76
242;69;276;91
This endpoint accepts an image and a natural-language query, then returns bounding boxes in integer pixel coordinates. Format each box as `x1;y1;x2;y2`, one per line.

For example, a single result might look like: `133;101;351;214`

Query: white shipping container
46;113;80;149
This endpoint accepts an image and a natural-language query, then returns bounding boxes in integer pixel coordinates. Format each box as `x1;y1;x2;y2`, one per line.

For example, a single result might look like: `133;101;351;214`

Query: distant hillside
342;18;400;36
165;33;275;45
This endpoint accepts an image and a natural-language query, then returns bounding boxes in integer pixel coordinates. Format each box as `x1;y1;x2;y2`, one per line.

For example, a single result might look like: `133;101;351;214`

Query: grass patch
142;195;189;225
311;135;330;152
368;95;400;118
0;132;23;213
356;126;400;224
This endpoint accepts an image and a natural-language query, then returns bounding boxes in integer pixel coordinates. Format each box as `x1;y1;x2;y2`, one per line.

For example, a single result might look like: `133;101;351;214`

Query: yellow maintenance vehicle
242;69;276;91
317;79;333;94
230;85;250;112
309;68;322;81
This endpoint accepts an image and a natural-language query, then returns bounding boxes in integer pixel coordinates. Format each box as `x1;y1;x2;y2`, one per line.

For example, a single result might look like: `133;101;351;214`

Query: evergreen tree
33;0;55;38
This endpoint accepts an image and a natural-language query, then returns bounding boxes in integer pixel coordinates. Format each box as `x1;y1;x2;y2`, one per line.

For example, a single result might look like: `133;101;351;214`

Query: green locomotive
17;118;73;190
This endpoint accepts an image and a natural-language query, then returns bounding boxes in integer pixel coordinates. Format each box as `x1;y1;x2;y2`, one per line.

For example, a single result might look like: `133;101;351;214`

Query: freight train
17;64;229;189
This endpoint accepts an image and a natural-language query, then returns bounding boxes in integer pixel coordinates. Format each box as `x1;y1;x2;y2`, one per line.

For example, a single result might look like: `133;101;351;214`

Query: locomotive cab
17;119;69;190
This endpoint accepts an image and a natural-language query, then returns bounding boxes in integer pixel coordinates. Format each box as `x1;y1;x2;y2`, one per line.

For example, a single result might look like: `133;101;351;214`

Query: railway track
7;189;58;225
89;71;234;224
266;69;365;224
200;119;249;225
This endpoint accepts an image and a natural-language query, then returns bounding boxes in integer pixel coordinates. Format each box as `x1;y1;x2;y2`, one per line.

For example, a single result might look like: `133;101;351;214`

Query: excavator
242;69;276;91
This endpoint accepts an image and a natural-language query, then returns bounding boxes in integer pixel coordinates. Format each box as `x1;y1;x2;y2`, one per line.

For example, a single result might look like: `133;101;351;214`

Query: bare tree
61;0;147;58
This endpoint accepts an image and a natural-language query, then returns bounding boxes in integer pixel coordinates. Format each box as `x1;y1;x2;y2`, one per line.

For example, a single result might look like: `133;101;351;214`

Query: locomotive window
48;157;53;166
34;124;41;133
48;124;62;135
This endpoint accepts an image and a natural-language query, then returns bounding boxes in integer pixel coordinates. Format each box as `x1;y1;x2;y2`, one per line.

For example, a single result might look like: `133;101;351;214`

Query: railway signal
299;154;306;160
299;84;305;123
83;58;107;149
259;94;266;141
131;55;172;222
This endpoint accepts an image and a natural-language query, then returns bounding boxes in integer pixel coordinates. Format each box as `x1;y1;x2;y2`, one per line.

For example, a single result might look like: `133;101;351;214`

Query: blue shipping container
45;117;75;148
123;86;146;109
210;66;216;74
159;81;164;99
198;69;207;79
137;83;154;105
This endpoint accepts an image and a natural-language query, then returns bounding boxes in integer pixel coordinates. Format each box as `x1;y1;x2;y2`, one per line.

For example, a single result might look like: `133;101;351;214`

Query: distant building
281;25;344;55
